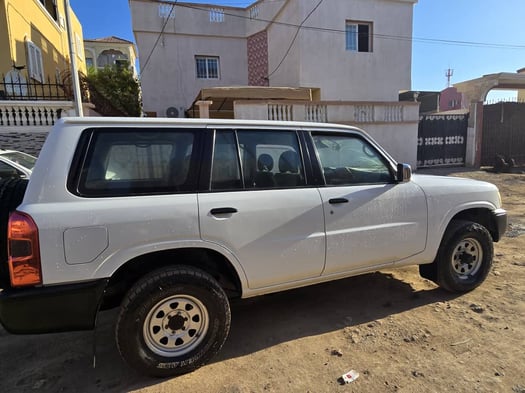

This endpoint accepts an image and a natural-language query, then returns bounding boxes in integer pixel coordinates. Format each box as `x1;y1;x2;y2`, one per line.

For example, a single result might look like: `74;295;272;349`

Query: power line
139;1;177;78
267;0;324;78
169;1;525;50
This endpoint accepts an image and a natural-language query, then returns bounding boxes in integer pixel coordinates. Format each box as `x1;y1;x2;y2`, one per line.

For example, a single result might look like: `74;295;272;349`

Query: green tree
85;63;142;116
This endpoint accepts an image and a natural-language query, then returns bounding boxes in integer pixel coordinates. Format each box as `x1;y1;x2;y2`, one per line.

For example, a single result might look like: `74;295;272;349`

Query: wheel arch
100;247;244;310
449;207;500;241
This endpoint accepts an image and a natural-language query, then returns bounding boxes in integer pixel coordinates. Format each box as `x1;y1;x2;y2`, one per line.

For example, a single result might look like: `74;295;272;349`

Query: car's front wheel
116;266;231;377
435;220;494;292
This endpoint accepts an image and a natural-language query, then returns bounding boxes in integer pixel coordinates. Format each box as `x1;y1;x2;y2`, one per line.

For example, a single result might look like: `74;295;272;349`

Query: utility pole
445;68;454;88
64;0;83;116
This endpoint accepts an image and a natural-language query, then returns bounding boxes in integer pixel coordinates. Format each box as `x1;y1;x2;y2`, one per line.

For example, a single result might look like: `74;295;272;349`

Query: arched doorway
97;49;128;69
454;72;525;167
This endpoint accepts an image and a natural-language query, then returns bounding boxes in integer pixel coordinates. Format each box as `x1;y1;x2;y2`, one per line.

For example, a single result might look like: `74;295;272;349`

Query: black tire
435;220;494;293
0;178;29;285
116;266;231;377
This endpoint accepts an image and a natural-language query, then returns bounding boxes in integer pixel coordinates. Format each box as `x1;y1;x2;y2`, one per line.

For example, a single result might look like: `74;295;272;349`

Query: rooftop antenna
446;68;454;88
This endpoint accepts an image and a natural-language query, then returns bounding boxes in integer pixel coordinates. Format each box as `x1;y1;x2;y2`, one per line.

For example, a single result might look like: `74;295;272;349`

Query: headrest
278;150;299;173
257;153;274;171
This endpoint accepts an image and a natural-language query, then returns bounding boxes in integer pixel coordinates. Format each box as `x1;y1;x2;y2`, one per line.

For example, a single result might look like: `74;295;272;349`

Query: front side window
313;134;392;185
73;128;198;196
196;56;219;79
345;21;372;52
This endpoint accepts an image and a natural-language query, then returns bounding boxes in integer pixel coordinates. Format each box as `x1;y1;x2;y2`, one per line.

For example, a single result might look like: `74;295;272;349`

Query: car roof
56;117;364;133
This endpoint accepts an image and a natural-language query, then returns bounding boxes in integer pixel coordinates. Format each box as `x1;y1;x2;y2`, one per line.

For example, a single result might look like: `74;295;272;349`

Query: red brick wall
247;30;269;86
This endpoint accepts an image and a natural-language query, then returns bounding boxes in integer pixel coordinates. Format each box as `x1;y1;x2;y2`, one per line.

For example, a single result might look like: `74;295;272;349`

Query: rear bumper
492;208;507;242
0;278;108;334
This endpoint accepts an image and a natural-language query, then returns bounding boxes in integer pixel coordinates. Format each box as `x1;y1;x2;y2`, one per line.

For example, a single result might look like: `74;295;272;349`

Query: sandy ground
0;169;524;393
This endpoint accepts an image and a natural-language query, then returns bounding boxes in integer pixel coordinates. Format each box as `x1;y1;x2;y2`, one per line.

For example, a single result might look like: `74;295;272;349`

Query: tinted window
0;161;22;178
238;130;305;188
210;129;305;190
0;151;37;170
74;128;198;197
211;131;242;190
313;134;393;185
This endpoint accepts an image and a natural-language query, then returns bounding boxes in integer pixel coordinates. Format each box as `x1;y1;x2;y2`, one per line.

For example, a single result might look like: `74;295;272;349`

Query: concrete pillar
195;100;213;118
465;101;484;167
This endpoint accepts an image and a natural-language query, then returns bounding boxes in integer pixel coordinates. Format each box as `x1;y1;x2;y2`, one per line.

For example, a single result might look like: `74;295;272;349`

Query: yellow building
0;0;86;98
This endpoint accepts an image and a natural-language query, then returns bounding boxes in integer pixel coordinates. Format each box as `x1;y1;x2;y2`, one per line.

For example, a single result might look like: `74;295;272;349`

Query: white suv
0;118;507;377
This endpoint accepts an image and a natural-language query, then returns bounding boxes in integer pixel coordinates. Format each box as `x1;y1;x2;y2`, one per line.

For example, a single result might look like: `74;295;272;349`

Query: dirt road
1;169;524;393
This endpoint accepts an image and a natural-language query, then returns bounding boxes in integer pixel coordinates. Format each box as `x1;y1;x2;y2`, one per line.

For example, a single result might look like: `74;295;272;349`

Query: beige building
130;0;417;116
130;0;420;167
83;36;137;76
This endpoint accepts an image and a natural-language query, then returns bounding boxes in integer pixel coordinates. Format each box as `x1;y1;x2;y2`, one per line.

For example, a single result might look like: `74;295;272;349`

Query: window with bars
158;3;175;19
209;8;224;23
195;56;219;79
345;21;372;52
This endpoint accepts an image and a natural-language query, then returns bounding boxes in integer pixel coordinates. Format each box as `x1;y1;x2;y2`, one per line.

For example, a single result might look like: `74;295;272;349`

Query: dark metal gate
481;102;525;166
417;114;468;168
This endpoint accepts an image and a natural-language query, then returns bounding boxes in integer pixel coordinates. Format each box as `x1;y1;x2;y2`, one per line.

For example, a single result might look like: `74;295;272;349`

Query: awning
188;86;319;118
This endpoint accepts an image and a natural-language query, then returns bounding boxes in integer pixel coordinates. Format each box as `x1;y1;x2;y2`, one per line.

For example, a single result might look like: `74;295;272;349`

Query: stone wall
247;30;269;87
0;131;48;156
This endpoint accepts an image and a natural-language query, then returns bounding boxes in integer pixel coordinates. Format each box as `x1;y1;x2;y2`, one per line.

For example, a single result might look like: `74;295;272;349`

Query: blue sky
70;0;525;100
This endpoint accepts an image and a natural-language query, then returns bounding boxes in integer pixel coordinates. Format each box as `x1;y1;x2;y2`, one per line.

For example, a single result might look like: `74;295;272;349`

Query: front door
311;132;427;274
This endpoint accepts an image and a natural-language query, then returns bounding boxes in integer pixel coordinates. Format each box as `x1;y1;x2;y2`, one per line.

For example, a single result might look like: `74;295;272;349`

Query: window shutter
26;41;44;82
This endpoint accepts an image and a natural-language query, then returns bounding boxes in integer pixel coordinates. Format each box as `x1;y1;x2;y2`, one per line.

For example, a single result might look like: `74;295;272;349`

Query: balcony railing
1;73;69;101
0;101;75;131
235;100;419;124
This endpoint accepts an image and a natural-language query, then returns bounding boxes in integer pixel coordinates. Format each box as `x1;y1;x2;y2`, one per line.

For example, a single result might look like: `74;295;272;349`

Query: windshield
1;151;37;170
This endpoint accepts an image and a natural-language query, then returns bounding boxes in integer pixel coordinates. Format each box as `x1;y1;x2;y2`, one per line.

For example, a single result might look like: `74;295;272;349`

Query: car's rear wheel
116;266;231;377
435;220;494;292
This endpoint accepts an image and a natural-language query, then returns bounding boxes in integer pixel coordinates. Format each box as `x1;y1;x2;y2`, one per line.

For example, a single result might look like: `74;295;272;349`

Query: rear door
309;130;428;274
199;128;325;289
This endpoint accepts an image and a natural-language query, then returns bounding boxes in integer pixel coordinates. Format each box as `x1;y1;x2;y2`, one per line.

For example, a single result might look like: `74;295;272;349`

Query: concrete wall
234;100;420;167
293;0;414;101
131;1;249;115
266;0;301;88
136;32;248;115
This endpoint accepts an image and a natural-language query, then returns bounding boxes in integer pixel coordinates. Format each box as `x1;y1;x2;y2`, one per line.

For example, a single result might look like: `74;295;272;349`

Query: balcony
234;100;419;124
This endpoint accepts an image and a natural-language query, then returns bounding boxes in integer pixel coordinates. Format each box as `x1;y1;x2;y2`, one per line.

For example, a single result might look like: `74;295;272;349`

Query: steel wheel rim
143;294;209;357
451;237;483;278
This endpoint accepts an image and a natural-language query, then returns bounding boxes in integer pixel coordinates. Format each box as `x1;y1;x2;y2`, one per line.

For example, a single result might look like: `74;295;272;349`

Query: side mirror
397;163;412;183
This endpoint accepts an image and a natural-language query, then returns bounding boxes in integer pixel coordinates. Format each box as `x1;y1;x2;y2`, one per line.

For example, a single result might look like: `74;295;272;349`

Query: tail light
8;211;42;287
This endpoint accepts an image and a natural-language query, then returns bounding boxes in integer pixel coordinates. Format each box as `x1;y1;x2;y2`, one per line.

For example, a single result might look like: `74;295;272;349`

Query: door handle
328;198;349;204
210;207;238;215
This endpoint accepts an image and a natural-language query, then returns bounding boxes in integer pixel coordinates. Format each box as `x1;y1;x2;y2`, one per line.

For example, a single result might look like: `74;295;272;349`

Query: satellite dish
5;69;27;96
166;107;179;118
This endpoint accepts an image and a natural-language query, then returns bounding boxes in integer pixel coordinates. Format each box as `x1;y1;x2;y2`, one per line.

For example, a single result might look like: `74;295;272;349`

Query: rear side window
70;128;200;197
210;129;305;191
